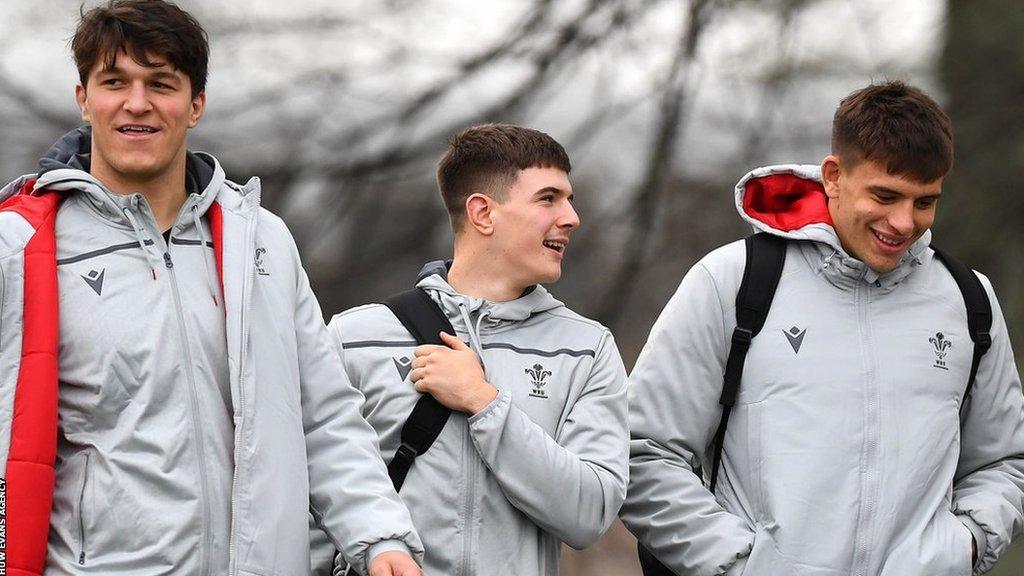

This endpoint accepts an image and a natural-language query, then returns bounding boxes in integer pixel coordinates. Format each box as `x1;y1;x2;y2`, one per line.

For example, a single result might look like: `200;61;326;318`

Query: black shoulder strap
709;233;787;492
382;289;457;492
931;246;993;407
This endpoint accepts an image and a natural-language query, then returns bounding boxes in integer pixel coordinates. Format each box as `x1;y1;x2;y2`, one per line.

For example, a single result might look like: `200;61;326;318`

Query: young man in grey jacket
0;2;422;575
323;124;629;576
620;81;1024;575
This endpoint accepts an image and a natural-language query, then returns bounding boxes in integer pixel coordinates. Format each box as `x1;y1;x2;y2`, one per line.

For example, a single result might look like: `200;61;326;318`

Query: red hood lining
743;173;833;232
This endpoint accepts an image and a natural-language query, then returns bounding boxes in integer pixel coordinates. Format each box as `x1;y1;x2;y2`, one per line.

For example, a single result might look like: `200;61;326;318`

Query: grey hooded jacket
320;263;629;576
619;164;1024;576
0;128;422;576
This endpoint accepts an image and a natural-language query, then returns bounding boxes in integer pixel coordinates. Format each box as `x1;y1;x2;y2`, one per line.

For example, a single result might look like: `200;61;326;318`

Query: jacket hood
415;260;564;323
734;164;930;288
26;126;224;227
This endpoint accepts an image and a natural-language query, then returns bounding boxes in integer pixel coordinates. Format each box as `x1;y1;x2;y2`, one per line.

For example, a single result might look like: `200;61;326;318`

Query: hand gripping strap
382;289;457;492
931;246;993;407
710;233;787;492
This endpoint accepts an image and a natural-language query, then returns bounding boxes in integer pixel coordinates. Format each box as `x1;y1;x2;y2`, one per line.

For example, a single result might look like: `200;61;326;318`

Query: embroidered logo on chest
930;332;952;370
255;247;270;276
525;364;551;399
81;269;105;296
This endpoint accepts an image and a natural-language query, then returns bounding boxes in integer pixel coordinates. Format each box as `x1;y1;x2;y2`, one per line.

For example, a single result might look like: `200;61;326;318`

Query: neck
448;243;527;303
91;150;189;232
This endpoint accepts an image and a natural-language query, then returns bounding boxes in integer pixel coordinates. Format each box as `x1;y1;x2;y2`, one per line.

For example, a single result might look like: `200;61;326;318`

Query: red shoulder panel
1;186;62;576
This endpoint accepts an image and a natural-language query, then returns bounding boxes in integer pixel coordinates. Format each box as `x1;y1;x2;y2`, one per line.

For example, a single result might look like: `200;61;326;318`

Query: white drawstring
122;206;162;280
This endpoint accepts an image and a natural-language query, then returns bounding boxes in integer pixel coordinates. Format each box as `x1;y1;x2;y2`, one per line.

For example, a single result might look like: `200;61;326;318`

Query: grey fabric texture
320;263;629;576
619;164;1024;576
0;128;422;576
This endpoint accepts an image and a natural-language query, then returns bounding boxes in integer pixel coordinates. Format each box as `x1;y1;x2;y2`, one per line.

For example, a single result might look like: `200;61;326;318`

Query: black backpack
637;233;993;576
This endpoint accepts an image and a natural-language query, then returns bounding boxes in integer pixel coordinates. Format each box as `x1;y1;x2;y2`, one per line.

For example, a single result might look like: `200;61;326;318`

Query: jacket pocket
76;451;91;565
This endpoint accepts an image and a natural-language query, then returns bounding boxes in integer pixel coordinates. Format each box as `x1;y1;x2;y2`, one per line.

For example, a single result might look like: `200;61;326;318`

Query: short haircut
832;81;953;183
72;0;209;98
437;124;572;230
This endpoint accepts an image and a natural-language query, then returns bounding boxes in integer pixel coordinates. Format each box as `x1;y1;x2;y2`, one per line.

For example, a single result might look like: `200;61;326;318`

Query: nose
123;82;153;115
559;201;581;230
888;201;915;236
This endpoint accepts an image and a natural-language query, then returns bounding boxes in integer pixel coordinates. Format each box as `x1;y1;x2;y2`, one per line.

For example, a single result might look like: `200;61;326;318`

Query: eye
152;81;175;91
100;78;124;87
539;194;555;204
915;198;938;209
873;193;897;204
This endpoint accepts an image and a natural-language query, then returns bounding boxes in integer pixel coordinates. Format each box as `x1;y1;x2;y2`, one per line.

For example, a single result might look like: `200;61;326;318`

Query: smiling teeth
119;126;156;133
543;240;565;251
873;230;904;246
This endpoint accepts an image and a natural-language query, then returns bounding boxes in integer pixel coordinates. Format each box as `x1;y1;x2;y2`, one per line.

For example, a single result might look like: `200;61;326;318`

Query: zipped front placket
851;278;881;576
228;210;257;576
138;197;214;576
461;419;479;576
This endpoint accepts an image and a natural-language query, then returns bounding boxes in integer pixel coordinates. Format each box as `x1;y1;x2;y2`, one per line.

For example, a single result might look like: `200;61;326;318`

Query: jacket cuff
468;389;510;425
365;540;415;568
957;513;987;573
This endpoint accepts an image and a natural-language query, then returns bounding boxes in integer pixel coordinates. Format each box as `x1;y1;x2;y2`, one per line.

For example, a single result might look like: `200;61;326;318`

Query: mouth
870;229;910;253
116;124;160;137
542;239;567;255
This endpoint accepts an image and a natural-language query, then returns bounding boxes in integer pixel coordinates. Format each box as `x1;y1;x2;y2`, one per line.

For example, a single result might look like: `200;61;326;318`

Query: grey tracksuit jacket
320;263;629;576
620;164;1024;576
0;128;422;576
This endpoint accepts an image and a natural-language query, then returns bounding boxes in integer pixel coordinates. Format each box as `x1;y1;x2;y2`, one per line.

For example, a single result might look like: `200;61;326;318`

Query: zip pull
79;551;86;565
163;252;174;269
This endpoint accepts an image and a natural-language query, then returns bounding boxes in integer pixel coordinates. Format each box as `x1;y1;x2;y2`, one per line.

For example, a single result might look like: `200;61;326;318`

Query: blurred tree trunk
941;3;1024;574
940;0;1024;356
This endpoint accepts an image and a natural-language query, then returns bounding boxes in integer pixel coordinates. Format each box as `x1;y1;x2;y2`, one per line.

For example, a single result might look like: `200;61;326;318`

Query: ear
464;193;495;236
189;91;206;128
75;84;91;123
821;155;842;200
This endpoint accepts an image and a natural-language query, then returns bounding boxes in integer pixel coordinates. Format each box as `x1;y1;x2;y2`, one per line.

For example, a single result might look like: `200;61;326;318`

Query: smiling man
0;2;422;575
621;81;1024;575
321;124;629;576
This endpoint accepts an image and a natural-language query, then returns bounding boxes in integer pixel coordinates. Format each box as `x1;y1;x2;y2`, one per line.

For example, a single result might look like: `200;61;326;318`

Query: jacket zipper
851;279;880;575
228;211;256;576
77;452;91;565
461;421;478;576
163;237;213;576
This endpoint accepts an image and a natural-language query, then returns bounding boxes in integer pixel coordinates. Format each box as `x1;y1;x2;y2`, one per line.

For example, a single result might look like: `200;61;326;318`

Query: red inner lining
1;181;61;575
743;173;833;232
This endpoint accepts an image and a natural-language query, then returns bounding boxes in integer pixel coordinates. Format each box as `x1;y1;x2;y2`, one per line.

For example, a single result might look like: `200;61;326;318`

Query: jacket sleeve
618;261;755;576
291;257;424;574
466;329;629;549
952;273;1024;575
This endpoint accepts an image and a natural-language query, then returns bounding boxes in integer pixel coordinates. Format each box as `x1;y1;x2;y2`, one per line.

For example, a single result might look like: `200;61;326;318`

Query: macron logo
81;269;105;296
393;356;413;381
783;326;806;354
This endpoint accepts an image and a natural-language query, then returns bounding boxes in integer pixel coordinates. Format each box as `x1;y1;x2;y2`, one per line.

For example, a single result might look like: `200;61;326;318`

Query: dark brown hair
437;124;571;230
832;81;953;182
72;0;209;97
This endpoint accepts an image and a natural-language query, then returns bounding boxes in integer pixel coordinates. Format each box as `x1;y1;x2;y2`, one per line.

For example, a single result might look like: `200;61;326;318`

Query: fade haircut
832;80;954;183
437;124;572;230
73;0;209;98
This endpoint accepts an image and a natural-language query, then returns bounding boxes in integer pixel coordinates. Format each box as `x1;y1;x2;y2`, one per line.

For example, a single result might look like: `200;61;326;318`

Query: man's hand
411;331;498;414
368;550;421;576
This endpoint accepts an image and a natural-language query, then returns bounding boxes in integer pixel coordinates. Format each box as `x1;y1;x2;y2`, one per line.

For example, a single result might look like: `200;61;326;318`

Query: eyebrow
869;185;941;199
98;66;180;83
534;186;572;197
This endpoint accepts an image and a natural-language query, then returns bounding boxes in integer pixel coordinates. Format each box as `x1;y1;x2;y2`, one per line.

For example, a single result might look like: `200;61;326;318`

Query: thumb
439;331;467;350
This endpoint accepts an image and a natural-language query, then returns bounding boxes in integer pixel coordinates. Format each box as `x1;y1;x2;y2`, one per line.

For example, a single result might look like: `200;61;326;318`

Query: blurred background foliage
0;0;1020;573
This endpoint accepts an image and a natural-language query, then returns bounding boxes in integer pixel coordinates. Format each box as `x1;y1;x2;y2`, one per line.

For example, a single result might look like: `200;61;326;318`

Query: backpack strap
931;246;993;407
382;288;457;492
709;233;787;492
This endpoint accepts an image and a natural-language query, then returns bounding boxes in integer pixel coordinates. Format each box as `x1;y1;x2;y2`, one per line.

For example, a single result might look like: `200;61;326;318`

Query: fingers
439;331;467;349
414;344;450;357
